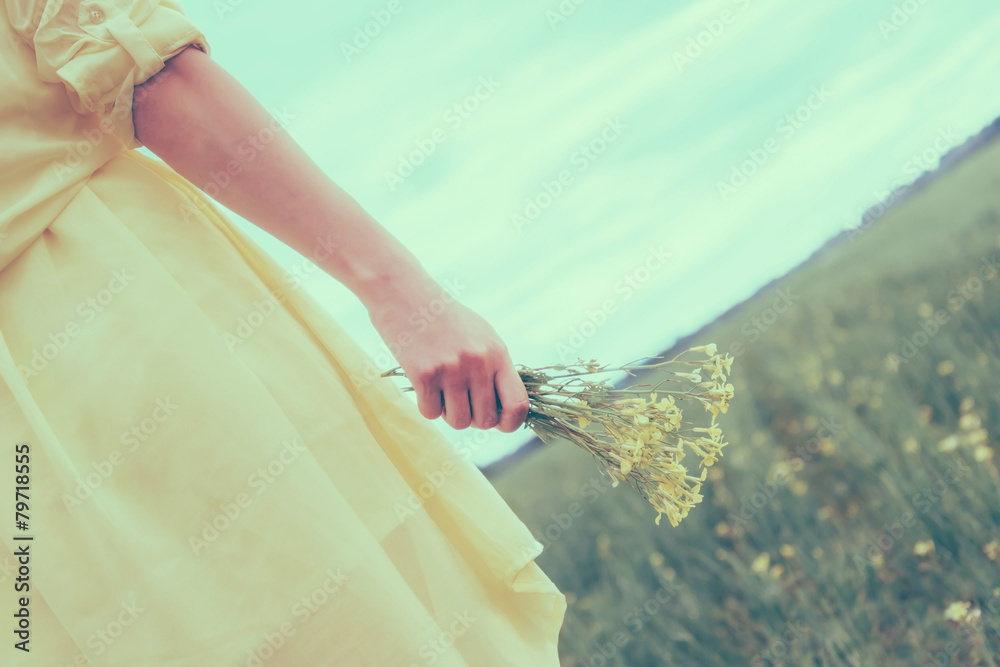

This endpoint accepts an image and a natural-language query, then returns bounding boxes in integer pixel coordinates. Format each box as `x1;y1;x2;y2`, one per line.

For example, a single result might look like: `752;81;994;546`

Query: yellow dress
0;1;566;664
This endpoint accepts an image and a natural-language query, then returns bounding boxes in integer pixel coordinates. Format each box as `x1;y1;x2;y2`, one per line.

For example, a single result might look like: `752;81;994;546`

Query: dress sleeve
4;0;211;149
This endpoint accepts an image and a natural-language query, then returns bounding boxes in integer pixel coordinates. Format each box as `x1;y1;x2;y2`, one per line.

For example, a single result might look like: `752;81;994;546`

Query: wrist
357;260;441;319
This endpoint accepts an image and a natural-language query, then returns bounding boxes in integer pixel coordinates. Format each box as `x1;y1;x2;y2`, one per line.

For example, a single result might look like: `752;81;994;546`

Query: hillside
490;125;1000;666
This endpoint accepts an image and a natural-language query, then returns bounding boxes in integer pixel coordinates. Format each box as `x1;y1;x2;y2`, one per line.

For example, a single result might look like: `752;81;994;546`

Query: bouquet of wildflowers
382;344;734;527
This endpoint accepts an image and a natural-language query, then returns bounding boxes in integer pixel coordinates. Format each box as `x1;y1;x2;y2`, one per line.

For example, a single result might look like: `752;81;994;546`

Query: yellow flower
709;383;735;401
720;354;734;375
623;398;647;407
705;383;735;415
693;425;723;441
751;552;770;574
508;350;736;530
944;601;971;623
701;356;722;380
613;398;646;415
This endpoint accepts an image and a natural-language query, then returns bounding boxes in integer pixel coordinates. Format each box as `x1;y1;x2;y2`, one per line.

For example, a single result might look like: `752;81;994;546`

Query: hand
367;284;530;432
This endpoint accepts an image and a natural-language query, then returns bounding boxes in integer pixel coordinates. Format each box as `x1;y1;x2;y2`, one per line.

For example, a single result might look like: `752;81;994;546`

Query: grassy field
490;132;1000;666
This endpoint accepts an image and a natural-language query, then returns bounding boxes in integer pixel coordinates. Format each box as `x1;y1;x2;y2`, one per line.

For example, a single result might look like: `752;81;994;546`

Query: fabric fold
0;148;566;664
5;0;211;148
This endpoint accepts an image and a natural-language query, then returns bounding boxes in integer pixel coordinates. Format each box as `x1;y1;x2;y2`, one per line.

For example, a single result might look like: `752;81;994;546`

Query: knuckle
475;407;499;429
458;347;488;367
485;341;508;360
415;367;438;384
497;420;517;433
419;404;439;420
508;399;530;425
440;356;463;374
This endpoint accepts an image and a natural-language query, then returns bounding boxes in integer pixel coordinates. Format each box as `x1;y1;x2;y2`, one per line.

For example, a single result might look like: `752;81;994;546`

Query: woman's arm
133;45;529;433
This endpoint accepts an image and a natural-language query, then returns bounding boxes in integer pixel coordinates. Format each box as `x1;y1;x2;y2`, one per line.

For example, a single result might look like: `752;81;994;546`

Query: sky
145;0;1000;466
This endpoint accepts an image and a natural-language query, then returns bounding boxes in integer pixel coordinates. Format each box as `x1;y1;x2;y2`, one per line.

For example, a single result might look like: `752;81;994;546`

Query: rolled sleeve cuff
37;0;210;149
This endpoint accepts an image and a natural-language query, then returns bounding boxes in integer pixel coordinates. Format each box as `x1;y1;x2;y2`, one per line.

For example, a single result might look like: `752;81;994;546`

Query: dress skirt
0;149;566;666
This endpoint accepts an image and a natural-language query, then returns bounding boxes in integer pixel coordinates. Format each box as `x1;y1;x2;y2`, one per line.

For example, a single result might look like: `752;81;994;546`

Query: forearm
132;46;437;313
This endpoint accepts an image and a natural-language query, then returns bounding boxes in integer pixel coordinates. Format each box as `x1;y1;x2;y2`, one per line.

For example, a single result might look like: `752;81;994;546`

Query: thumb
494;361;530;433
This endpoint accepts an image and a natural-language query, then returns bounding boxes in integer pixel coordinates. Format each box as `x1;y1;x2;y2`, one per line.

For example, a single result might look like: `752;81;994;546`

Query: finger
495;362;530;433
413;373;444;421
441;379;473;430
469;367;500;429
